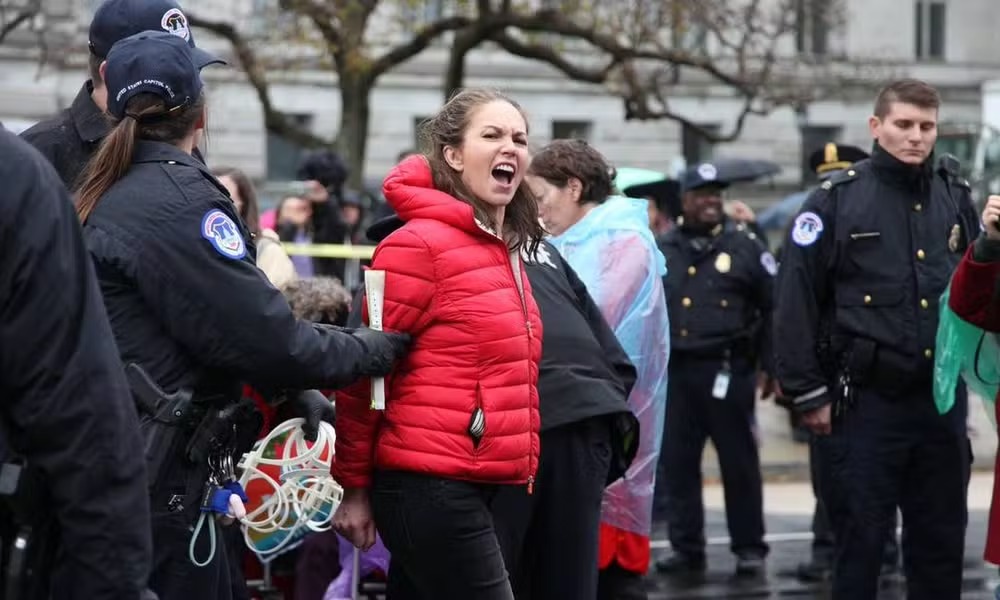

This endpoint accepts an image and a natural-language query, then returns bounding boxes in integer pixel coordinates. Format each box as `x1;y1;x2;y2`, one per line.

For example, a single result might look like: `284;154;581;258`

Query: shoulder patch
792;211;824;247
201;209;246;259
760;251;778;276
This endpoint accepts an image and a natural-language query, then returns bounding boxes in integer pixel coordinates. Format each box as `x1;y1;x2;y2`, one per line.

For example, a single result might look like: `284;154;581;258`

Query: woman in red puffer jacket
947;194;1000;566
332;88;545;600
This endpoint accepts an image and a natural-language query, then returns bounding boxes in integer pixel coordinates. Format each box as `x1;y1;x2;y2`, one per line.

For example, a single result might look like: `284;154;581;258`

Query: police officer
654;162;774;577
774;79;979;600
0;127;154;598
21;0;211;189
74;32;409;600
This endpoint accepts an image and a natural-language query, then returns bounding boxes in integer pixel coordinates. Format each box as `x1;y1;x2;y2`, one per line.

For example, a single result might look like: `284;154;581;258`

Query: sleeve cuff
973;235;1000;263
790;386;831;414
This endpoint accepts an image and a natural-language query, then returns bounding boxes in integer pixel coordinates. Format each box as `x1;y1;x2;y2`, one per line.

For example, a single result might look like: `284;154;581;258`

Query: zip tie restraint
237;418;342;562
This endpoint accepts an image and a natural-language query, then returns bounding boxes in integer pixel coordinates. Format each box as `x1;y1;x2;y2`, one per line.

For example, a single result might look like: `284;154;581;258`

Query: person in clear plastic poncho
528;140;670;597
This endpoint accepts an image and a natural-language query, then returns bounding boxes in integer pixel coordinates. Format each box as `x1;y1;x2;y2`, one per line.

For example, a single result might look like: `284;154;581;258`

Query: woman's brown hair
419;88;544;254
527;139;617;205
76;92;205;223
213;166;261;235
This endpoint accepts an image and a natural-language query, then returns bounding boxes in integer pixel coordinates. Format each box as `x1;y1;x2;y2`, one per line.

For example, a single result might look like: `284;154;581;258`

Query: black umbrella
615;168;683;219
708;158;782;184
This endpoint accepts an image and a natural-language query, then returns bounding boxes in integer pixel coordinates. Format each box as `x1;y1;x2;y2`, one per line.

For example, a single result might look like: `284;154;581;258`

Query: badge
712;370;731;400
792;212;824;247
161;8;192;41
697;163;718;181
760;252;778;276
201;209;246;259
715;252;732;273
948;224;961;252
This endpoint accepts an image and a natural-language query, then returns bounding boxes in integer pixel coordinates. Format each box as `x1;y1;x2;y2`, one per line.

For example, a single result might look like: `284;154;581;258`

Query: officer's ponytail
76;92;205;223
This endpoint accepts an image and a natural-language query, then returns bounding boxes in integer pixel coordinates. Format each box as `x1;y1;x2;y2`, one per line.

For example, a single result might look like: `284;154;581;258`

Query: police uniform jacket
0;128;151;596
20;82;109;190
774;144;980;412
83;140;374;396
659;218;776;368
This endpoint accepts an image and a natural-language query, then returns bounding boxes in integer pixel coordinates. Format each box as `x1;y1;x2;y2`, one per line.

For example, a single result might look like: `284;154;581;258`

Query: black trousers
492;417;612;600
372;470;514;600
816;387;969;600
148;511;234;600
661;356;767;558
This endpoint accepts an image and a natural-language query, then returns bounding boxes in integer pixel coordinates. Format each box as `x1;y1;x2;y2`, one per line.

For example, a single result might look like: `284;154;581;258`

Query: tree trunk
335;71;372;191
443;25;497;101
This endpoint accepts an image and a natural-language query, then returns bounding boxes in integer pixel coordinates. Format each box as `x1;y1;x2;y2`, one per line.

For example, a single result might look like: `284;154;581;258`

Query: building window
551;120;593;141
915;1;946;60
266;114;313;180
795;0;829;56
800;125;843;185
682;123;718;166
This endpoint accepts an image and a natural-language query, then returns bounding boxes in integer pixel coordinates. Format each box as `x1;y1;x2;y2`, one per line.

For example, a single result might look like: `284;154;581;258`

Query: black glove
289;389;336;441
350;327;411;377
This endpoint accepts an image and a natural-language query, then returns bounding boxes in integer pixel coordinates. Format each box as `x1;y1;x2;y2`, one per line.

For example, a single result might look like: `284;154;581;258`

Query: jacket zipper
506;249;537;495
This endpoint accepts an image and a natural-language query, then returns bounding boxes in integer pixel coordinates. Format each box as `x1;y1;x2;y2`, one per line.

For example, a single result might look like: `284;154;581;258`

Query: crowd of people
2;1;1000;600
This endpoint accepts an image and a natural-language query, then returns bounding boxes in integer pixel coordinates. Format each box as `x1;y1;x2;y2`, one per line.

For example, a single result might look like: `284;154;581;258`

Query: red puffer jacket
333;156;542;489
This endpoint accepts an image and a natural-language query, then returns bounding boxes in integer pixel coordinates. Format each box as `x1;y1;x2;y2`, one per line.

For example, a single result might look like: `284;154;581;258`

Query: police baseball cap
682;162;730;193
105;31;223;120
89;0;222;68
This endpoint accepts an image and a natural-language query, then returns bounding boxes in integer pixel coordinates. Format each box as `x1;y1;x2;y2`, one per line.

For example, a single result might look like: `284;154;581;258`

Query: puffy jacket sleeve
949;238;1000;332
333;228;436;488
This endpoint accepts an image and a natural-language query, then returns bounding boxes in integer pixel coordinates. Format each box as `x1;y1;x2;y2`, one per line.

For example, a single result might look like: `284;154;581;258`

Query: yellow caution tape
281;243;376;259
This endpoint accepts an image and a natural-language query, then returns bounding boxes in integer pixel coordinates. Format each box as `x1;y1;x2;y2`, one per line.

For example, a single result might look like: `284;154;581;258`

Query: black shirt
83;140;374;395
0;128;151;596
774;144;980;409
20;82;109;190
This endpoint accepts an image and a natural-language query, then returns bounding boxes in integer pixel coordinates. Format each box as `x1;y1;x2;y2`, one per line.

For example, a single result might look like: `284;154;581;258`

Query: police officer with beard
774;79;979;600
654;163;775;577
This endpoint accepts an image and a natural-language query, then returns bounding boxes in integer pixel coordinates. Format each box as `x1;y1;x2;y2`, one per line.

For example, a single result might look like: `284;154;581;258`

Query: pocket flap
836;284;905;307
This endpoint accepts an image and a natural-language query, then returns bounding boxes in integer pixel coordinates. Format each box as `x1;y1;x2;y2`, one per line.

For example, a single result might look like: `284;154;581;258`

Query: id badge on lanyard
712;360;731;400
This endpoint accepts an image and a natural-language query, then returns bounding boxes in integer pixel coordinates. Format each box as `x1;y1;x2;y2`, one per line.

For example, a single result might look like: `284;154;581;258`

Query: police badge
715;252;732;273
948;224;961;253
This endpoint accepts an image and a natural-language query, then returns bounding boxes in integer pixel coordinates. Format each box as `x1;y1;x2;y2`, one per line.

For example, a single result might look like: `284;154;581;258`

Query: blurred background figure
214;166;297;290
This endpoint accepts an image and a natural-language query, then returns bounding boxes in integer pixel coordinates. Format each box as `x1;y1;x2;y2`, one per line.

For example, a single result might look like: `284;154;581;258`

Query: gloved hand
289;389;335;441
350;327;412;377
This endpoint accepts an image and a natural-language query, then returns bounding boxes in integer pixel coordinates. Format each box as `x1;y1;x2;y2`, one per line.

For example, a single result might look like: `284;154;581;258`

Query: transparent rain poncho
934;285;1000;420
549;196;671;535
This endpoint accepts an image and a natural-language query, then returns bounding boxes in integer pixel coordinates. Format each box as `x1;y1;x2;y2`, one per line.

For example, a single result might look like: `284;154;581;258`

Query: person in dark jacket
292;149;355;280
0;127;154;599
773;79;979;600
73;32;409;600
361;214;639;600
20;0;213;189
654;163;774;577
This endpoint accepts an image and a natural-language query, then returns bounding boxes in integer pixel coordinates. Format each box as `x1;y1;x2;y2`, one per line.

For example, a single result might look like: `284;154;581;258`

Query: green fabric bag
934;285;1000;418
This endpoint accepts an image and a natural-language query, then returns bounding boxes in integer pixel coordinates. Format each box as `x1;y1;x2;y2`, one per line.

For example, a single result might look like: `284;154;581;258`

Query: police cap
681;162;731;193
89;0;222;67
105;31;223;120
808;143;869;176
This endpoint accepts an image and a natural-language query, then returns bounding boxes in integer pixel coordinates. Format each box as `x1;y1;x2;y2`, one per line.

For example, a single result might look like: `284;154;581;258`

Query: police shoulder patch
792;211;824;247
201;209;246;259
760;251;778;276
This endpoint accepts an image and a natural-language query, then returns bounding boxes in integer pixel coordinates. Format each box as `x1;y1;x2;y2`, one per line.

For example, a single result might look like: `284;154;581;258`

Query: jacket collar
382;155;498;241
132;140;227;193
870;141;933;192
71;81;110;143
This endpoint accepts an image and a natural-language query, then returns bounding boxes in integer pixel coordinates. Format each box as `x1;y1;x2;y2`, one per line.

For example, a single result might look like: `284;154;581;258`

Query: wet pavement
645;475;998;599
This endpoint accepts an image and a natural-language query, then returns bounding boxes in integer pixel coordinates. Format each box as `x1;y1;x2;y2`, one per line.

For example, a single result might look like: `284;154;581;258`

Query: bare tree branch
489;30;620;84
187;13;330;149
0;0;40;45
370;16;474;78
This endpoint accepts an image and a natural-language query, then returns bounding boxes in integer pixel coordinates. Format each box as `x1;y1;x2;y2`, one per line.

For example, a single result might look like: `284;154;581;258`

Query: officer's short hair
874;79;940;118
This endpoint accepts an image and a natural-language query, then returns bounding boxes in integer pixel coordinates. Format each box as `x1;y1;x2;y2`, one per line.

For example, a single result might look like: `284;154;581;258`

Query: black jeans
372;470;514;600
816;387;969;600
492;416;612;600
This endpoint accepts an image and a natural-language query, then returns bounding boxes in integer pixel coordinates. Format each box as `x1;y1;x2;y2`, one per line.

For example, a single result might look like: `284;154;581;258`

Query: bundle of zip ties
237;418;343;562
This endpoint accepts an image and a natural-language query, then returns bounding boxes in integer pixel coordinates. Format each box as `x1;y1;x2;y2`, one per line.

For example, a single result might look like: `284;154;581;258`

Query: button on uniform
921;298;929;309
917;249;926;260
682;297;692;308
688;266;697;276
864;294;872;305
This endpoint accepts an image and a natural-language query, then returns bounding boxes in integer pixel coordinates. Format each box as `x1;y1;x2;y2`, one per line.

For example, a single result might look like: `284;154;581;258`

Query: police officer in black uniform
774;79;978;600
654;162;774;577
21;0;209;189
0;127;154;598
74;32;409;600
